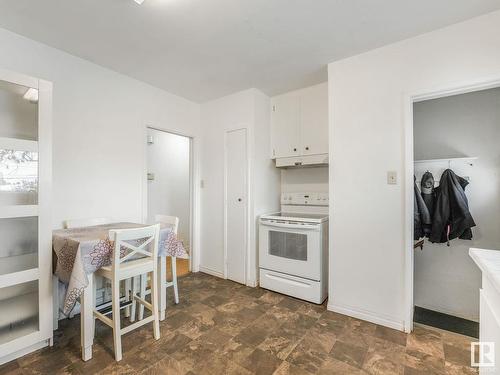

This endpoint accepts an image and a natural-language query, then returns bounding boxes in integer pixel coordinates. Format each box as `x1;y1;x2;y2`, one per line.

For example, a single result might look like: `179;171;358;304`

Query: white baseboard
328;302;405;331
246;279;258;288
199;266;225;279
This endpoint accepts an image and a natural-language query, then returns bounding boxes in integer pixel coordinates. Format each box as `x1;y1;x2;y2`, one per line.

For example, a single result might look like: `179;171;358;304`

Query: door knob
238;198;242;202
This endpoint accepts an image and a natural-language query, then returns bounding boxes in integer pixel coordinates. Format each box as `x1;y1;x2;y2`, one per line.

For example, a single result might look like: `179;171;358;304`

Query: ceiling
0;1;499;102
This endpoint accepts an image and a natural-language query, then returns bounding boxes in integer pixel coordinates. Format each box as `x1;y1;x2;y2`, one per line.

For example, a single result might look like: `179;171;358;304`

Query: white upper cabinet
270;93;300;158
270;82;328;159
299;83;328;156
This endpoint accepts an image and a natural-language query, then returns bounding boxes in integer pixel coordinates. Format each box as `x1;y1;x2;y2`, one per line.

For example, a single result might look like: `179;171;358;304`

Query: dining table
52;222;189;361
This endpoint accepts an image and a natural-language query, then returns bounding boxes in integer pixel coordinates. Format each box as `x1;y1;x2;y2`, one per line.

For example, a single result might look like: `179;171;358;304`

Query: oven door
259;219;321;281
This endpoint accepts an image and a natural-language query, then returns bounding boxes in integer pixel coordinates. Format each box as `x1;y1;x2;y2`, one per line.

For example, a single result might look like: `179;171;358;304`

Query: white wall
147;129;191;248
413;88;500;321
281;167;329;193
328;10;500;330
199;89;280;283
0;27;200;228
199;89;254;277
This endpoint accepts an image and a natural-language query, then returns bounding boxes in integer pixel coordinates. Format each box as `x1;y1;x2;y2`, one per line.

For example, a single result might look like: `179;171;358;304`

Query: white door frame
223;127;250;284
403;74;500;333
142;125;200;273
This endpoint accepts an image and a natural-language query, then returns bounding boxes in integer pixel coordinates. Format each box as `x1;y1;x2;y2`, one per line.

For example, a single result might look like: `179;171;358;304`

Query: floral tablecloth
53;222;188;314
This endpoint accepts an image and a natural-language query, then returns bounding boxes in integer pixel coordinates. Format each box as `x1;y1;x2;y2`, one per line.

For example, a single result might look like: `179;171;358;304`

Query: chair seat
96;258;154;281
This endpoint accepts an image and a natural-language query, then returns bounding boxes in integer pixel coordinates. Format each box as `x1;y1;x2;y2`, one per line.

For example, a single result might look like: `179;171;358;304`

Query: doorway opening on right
412;87;500;338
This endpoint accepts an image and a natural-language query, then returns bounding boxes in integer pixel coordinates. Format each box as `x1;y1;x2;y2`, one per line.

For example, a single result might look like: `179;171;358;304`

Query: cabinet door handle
293;148;297;152
305;146;309;151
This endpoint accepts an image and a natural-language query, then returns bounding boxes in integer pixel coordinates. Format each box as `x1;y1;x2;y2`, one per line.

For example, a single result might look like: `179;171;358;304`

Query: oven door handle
260;221;320;231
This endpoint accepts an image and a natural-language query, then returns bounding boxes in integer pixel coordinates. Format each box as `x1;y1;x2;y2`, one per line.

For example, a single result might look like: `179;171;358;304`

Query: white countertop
469;248;500;296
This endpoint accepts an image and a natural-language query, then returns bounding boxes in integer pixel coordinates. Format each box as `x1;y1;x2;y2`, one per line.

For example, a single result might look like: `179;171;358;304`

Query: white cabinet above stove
270;82;328;165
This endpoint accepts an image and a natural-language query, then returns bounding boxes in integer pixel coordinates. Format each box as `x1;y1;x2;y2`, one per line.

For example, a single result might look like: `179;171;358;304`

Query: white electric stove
259;192;329;304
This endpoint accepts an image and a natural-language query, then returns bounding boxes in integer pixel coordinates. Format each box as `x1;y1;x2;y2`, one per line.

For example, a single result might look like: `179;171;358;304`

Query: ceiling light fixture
23;88;39;103
134;0;145;4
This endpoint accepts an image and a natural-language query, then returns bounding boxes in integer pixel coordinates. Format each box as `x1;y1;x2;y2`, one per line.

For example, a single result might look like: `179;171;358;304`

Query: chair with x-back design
92;224;161;361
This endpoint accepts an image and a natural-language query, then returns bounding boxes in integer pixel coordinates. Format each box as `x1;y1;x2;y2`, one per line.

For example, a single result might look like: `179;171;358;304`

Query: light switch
387;171;397;185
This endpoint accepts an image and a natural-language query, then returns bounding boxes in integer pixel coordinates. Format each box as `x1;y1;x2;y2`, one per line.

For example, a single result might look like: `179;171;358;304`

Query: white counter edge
469;247;500;296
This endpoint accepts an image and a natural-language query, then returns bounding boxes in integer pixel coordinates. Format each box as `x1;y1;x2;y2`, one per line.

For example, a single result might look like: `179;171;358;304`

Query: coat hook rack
414;157;478;186
414;156;478;167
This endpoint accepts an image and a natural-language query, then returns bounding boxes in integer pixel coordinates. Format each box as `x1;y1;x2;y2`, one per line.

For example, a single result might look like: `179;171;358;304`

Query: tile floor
0;272;478;374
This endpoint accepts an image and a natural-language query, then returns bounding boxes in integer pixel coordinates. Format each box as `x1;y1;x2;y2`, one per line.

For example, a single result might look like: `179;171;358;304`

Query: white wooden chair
134;215;180;321
93;224;161;361
56;218;115;321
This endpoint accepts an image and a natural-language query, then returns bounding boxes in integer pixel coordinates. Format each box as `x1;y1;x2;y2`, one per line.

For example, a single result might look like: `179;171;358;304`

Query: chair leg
112;277;122;362
158;256;167;321
171;257;179;304
91;275;96;340
150;270;161;340
130;276;138;322
124;279;131;318
139;274;147;320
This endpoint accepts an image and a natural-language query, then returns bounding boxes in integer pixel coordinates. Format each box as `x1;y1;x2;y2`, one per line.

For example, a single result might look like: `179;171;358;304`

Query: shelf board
0;269;39;289
414;157;478;165
0;254;38;288
0;205;38;219
0;137;37;152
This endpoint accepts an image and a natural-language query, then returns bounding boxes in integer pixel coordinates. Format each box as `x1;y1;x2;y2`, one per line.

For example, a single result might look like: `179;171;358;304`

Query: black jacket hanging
420;172;435;237
429;169;475;244
414;176;431;240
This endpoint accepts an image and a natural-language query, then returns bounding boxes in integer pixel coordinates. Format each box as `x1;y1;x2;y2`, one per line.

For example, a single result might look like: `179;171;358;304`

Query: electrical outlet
387;171;397;185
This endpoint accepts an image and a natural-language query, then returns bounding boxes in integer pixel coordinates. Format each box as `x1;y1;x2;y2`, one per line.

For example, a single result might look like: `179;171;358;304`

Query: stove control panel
281;192;329;206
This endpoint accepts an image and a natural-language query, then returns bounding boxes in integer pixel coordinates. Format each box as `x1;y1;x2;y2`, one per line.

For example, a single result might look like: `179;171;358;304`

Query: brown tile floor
0;273;479;374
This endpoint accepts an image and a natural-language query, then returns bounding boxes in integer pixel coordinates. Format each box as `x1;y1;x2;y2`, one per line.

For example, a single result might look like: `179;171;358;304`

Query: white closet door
225;128;247;284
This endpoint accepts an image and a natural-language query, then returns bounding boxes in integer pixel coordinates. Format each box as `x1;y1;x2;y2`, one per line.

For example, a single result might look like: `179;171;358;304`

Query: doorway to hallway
147;127;192;277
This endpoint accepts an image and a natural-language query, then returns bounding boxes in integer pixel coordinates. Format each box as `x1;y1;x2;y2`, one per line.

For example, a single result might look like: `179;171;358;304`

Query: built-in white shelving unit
0;68;52;365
